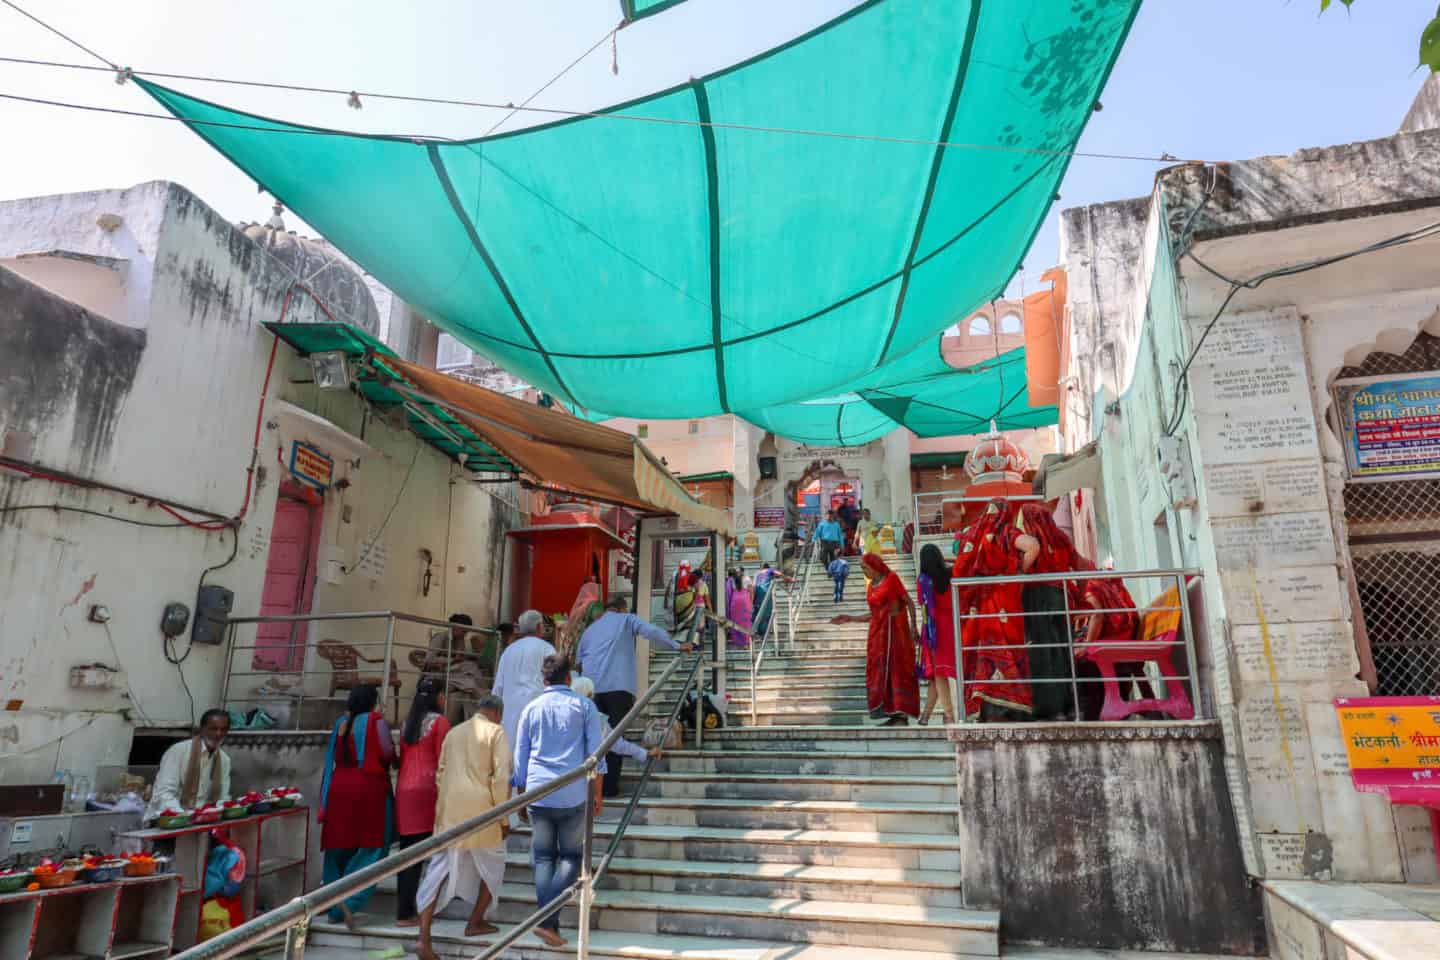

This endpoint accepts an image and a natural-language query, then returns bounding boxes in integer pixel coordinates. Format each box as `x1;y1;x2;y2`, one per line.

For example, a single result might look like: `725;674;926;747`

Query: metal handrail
180;617;705;960
948;567;1203;724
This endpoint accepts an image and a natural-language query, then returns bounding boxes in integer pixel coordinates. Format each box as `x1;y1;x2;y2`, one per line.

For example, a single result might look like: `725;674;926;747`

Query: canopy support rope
425;143;577;404
693;79;730;412
876;0;983;367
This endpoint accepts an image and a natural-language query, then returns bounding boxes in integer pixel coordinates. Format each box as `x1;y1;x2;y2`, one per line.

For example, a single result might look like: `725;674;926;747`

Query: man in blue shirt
576;596;693;796
827;555;850;603
814;510;844;565
511;655;605;948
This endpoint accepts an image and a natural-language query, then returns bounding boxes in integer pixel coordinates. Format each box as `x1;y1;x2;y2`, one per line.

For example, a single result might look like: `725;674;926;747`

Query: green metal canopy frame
141;0;1136;443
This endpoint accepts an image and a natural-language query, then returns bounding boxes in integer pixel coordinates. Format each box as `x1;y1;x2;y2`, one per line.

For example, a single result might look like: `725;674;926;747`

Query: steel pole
577;768;596;960
952;582;966;725
382;615;397;724
1177;573;1200;715
1064;574;1079;722
282;915;307;960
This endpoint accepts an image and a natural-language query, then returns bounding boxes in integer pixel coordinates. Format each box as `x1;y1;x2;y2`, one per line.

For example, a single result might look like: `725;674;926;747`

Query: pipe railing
219;610;502;728
180;613;707;960
947;567;1203;724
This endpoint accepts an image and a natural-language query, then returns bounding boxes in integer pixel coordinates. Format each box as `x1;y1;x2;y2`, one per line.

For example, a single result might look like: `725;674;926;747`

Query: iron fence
948;568;1203;723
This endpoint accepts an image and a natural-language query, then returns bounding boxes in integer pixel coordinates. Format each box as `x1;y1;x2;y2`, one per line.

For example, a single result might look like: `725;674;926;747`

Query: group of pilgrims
839;498;1144;726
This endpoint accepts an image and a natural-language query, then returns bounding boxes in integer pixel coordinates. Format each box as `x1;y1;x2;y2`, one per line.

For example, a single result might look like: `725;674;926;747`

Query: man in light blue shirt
511;655;605;947
576;596;693;796
814;510;844;564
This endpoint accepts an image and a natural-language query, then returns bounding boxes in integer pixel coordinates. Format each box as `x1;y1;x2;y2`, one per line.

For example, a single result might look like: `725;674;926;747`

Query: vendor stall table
0;873;179;960
116;806;308;952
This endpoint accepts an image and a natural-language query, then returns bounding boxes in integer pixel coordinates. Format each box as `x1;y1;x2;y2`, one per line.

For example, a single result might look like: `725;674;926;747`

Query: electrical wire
163;630;197;728
1162;217;1440;436
0;504;200;527
0;58;1201;163
101;621;154;726
483;20;625;136
0;0;113;67
342;438;422;577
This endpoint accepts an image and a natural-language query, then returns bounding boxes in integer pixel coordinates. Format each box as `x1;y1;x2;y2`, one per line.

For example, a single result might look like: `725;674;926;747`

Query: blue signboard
1338;373;1440;481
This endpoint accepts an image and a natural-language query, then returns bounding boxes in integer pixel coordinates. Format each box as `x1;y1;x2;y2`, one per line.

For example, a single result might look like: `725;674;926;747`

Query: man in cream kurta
414;695;512;960
145;708;232;822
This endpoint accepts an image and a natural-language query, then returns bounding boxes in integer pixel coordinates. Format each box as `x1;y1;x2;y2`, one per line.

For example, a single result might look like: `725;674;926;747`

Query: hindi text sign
1333;696;1440;792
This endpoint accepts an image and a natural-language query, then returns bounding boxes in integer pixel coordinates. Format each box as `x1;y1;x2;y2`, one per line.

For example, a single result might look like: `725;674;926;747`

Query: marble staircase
309;551;998;959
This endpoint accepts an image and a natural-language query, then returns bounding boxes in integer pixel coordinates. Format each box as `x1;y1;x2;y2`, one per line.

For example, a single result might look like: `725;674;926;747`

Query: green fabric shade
140;0;1134;444
620;0;687;23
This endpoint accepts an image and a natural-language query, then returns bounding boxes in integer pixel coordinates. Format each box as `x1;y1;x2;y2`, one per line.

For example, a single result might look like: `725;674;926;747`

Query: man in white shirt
145;709;232;821
491;609;556;752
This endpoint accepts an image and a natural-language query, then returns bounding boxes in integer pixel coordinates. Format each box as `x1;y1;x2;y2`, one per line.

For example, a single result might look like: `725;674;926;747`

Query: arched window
968;315;992;336
999;312;1022;334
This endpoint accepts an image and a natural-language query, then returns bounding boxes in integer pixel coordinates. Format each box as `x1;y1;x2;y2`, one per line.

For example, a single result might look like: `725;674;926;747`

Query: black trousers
396;831;429;920
594;690;636;797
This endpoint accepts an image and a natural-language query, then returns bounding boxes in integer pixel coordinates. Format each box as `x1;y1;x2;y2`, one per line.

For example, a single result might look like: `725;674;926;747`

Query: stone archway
784;458;841;532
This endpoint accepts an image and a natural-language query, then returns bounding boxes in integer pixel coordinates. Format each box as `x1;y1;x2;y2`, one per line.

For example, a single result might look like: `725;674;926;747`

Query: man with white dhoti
414;694;512;960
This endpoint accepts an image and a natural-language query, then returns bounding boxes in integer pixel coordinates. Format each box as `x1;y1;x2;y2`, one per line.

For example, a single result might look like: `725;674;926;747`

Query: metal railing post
1064;577;1079;722
283;915;307;960
577;767;596;960
220;620;237;712
952;582;966;725
1177;572;1200;715
381;614;397;724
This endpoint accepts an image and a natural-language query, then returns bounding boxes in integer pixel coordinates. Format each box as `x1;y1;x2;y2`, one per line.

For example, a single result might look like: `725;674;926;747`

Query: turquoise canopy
621;0;686;23
140;0;1134;442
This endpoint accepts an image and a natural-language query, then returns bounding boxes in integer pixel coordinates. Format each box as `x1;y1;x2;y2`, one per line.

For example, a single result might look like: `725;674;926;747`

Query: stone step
504;854;963;908
592;796;955;835
655;670;864;692
662;748;954;777
650;689;869;710
505;821;962;870
626;770;957;804
642;703;873;729
312;918;997;960
701;725;954;751
488;884;997;952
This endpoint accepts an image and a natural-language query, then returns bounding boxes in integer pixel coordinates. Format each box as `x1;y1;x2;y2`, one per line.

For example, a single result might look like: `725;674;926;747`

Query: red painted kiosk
506;502;630;618
943;430;1036;534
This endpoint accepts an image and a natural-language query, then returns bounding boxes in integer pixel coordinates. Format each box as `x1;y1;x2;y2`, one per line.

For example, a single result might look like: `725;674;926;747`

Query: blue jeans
530;803;586;932
832;570;847;602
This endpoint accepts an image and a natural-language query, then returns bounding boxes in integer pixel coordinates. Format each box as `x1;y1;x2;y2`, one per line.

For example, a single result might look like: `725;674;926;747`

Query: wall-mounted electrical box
192;585;234;645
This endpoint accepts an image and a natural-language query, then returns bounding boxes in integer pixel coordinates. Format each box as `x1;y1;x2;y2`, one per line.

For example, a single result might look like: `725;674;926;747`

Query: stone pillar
1185;306;1401;881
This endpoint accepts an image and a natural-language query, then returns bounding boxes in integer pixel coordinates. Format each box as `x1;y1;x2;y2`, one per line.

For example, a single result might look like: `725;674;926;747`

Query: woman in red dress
916;543;957;725
1073;558;1146;719
319;685;396;927
833;553;920;725
1014;503;1084;720
952;499;1032;721
394;678;450;927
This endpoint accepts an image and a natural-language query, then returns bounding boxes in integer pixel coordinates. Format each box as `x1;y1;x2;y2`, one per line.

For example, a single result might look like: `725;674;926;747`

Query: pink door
254;484;322;671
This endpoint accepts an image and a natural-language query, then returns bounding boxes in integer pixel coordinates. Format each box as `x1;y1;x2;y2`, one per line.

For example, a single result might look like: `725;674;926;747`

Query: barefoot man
413;693;511;960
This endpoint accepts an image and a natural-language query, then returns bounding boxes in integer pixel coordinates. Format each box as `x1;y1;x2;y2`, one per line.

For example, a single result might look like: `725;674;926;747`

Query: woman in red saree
832;553;919;725
952;499;1032;722
1014;503;1084;720
1073;559;1146;719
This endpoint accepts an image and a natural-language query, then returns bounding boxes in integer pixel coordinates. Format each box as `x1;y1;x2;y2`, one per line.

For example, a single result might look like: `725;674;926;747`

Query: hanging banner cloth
138;0;1135;420
381;356;734;534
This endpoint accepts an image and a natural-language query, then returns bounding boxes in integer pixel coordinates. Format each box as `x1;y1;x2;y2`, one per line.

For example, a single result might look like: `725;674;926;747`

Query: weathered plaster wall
0;182;518;788
1057;129;1440;887
953;726;1265;955
1400;73;1440;134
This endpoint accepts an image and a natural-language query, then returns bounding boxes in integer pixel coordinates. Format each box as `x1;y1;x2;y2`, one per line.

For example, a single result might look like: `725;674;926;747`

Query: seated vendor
146;708;231;821
428;613;490;699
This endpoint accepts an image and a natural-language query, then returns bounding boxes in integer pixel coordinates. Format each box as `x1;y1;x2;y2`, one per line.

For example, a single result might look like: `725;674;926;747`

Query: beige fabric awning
1035;441;1101;501
383;357;733;535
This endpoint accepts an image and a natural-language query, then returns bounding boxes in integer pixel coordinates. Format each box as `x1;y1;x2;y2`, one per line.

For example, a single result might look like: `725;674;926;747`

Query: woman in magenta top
394;678;450;926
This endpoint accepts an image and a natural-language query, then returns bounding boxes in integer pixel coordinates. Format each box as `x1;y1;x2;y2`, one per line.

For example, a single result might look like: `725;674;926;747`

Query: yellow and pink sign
1334;696;1440;792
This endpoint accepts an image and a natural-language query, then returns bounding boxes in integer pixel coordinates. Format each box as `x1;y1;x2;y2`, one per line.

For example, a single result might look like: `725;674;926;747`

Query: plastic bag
198;898;233;941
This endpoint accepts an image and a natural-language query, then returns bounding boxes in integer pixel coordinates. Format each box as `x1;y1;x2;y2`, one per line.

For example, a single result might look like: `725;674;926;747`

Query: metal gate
1339;334;1440;696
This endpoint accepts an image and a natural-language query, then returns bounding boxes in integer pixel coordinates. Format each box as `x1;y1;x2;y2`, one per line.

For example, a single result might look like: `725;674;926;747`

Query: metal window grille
1338;333;1440;696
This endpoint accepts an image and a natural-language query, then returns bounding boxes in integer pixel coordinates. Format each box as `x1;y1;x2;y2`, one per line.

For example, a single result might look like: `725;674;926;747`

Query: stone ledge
948;720;1222;743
